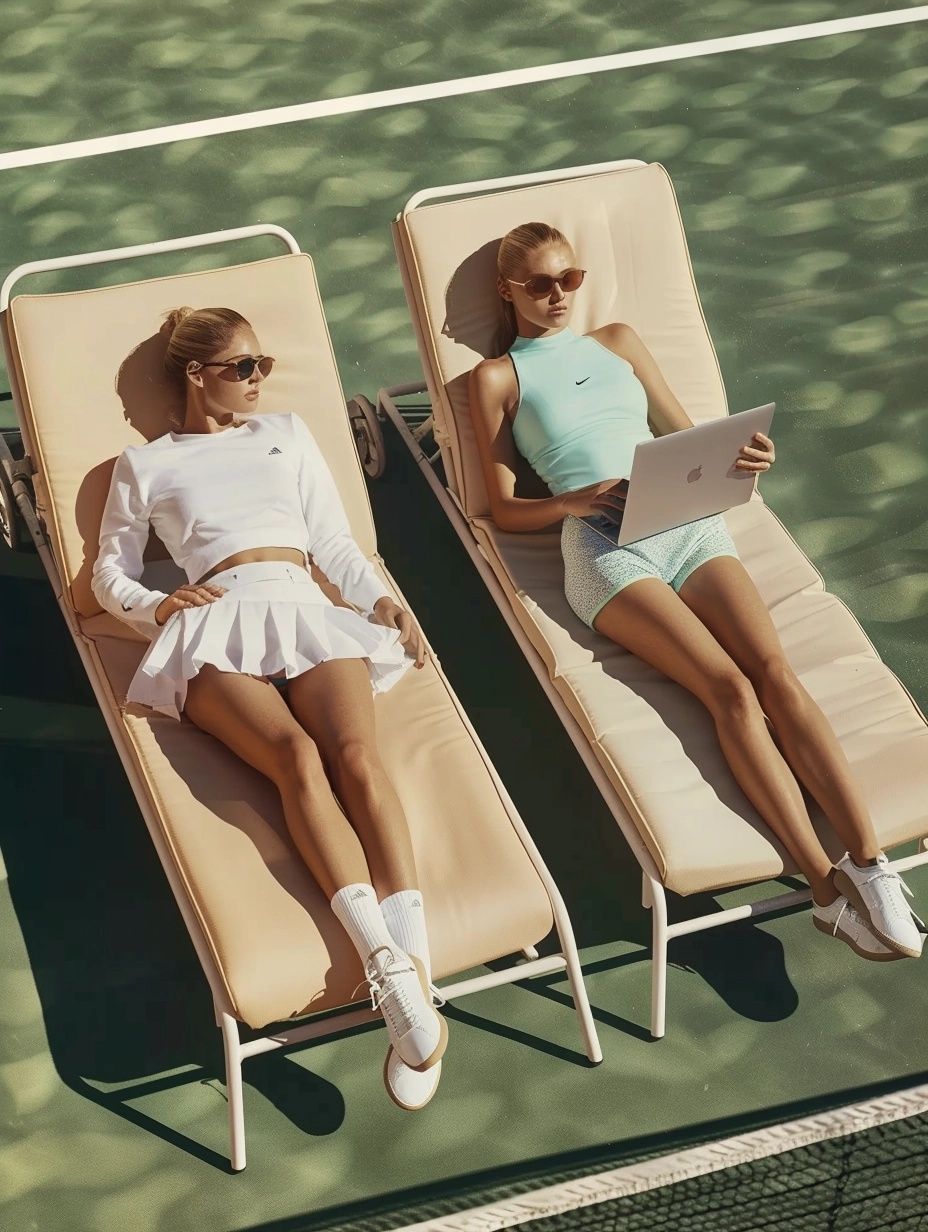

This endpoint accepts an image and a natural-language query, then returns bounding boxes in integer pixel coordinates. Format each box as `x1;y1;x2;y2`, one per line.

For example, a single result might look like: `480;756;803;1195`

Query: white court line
391;1079;928;1232
1;7;927;172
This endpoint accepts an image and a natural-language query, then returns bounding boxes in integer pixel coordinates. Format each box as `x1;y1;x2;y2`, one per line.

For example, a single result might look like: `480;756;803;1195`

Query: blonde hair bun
160;306;195;337
160;305;252;381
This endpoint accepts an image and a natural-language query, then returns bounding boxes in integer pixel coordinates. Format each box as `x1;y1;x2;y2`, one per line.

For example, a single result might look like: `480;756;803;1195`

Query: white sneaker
384;1047;442;1111
834;853;926;959
812;894;908;962
363;946;448;1072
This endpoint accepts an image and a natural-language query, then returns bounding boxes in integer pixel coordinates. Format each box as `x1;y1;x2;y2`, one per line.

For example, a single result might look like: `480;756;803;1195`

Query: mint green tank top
508;328;651;496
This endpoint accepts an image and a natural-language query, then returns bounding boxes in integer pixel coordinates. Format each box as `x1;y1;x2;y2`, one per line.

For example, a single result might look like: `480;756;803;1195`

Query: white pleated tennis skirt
126;561;411;721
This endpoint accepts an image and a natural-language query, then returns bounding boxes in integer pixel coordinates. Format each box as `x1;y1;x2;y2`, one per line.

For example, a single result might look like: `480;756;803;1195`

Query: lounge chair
0;226;601;1171
385;159;928;1039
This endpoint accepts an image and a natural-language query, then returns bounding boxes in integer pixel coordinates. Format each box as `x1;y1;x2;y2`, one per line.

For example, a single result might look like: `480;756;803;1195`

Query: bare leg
184;666;370;898
288;658;419;898
593;579;838;903
186;665;446;1074
678;557;880;865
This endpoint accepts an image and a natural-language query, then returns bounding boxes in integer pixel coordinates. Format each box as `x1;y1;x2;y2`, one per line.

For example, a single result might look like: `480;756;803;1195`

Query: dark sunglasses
192;355;275;382
506;268;586;298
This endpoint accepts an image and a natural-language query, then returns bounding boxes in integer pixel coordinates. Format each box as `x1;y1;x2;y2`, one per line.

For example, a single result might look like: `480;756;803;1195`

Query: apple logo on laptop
687;465;703;483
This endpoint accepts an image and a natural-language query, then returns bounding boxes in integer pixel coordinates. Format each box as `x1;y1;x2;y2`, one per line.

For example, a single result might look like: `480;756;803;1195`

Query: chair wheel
347;395;387;480
0;463;22;552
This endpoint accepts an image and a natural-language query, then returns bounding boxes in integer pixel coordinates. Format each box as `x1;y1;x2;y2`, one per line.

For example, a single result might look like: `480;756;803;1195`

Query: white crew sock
330;883;399;965
380;889;432;986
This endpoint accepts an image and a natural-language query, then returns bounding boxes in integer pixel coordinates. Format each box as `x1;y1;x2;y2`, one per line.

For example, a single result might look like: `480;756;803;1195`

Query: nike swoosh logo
575;377;590;385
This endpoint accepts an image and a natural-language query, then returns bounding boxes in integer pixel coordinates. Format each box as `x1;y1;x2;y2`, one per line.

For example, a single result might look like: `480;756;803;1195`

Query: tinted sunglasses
507;268;586;298
193;355;275;382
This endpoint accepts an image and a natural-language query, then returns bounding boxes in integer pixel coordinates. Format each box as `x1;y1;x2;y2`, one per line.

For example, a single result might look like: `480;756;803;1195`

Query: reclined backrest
394;162;729;520
5;255;375;622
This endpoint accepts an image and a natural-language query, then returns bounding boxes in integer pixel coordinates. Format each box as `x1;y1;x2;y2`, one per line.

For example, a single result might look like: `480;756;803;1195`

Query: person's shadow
441;238;511;360
441;239;550;503
71;332;184;612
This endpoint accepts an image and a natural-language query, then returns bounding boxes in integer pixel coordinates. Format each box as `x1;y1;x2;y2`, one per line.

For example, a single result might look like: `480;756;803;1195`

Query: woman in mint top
469;221;923;965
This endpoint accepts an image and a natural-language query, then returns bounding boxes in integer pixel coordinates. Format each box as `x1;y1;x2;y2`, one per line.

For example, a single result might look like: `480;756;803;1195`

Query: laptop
583;403;775;547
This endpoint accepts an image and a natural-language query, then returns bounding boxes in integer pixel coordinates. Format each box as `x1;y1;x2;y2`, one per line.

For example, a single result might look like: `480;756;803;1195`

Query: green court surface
1;4;928;1231
1;0;920;152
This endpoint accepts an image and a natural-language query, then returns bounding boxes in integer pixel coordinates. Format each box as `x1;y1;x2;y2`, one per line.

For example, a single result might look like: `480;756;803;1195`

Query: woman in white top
94;306;446;1111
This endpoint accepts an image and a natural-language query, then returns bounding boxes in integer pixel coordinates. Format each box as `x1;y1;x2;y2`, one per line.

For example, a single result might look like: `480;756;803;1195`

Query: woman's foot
812;894;908;962
384;1047;442;1111
834;853;925;958
364;945;448;1071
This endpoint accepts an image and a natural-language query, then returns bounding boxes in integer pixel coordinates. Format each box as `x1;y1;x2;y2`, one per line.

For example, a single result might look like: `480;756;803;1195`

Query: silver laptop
585;403;775;547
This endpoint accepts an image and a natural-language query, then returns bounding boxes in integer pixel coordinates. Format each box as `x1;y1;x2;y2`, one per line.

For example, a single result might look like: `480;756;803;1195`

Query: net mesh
512;1113;928;1232
296;1109;928;1232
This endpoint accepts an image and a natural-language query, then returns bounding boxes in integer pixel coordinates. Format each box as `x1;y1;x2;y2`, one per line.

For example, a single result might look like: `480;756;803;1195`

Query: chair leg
563;946;603;1064
521;945;540;961
220;1012;247;1171
648;879;668;1040
547;895;603;1064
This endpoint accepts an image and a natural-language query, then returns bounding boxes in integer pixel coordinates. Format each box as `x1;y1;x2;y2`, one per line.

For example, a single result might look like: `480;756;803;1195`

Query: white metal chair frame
0;227;602;1172
382;159;928;1042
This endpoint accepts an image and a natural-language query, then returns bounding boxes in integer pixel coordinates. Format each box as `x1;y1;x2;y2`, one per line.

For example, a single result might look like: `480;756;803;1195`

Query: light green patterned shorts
561;513;739;628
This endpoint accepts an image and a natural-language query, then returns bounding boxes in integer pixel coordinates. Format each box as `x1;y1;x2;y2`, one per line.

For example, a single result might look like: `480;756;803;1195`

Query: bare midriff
197;546;306;584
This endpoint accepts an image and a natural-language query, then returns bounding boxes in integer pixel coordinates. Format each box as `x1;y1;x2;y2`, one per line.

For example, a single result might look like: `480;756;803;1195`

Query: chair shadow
72;1047;348;1173
670;914;799;1022
0;734;352;1170
481;948;655;1046
478;894;799;1049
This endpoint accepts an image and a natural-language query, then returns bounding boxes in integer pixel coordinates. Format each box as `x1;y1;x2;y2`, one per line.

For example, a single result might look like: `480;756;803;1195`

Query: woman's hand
736;431;775;473
560;478;629;520
155;582;227;626
371;597;427;668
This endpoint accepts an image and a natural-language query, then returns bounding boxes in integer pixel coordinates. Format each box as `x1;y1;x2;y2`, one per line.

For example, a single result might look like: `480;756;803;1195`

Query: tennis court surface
1;4;927;1230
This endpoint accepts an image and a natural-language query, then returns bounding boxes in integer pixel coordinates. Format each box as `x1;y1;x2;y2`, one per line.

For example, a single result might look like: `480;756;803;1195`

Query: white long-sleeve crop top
92;412;390;637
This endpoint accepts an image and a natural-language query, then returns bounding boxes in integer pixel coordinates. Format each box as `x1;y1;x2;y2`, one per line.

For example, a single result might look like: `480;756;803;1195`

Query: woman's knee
269;731;327;789
752;655;805;714
704;666;759;721
328;738;384;792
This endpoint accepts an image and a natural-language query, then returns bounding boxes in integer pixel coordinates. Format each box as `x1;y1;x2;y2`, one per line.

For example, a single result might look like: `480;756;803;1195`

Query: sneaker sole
813;914;906;962
383;1048;441;1112
833;870;923;959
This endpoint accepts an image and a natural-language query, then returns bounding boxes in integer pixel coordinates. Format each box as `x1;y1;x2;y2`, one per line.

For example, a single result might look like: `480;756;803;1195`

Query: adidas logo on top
268;446;283;455
349;888;369;901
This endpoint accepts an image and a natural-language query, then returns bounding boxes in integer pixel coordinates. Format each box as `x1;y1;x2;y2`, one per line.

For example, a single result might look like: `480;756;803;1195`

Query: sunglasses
506;268;586;298
192;355;276;382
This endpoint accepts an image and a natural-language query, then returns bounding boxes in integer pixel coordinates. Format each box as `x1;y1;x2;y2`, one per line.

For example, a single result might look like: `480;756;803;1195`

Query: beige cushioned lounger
1;238;599;1169
390;161;928;1033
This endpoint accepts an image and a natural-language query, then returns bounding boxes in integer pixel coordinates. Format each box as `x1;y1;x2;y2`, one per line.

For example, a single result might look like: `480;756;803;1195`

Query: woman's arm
91;452;172;636
291;415;392;614
593;322;776;471
292;416;426;663
468;360;622;531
